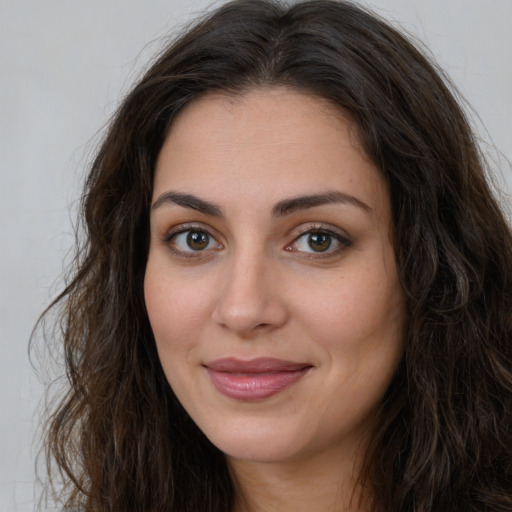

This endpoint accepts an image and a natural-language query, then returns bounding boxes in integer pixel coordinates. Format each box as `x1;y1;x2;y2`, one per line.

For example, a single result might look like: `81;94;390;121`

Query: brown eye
308;233;332;252
169;229;221;253
187;231;210;250
290;228;352;257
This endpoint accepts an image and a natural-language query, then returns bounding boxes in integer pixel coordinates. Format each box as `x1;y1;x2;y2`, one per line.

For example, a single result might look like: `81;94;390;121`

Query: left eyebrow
151;191;224;217
271;190;371;217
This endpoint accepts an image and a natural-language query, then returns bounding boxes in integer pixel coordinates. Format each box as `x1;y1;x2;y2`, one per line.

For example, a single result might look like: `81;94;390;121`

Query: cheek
298;268;404;342
308;274;404;401
295;261;405;383
144;261;212;358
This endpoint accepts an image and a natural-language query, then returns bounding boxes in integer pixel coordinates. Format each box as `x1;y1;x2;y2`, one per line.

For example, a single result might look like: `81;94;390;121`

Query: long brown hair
36;1;512;510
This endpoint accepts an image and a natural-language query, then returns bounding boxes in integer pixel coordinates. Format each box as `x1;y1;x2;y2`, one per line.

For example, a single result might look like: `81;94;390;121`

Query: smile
204;358;313;401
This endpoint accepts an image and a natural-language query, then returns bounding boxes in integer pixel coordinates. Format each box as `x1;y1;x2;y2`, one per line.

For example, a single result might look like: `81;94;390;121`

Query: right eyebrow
151;191;224;217
271;190;371;217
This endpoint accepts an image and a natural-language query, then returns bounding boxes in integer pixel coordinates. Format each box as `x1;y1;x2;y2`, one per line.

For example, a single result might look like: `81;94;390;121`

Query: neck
228;445;373;512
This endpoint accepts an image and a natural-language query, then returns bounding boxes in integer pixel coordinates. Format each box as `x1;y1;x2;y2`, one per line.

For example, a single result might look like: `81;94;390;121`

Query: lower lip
206;367;311;401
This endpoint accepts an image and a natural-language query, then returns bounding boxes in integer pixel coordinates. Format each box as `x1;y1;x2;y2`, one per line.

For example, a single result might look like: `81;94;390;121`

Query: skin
144;87;406;511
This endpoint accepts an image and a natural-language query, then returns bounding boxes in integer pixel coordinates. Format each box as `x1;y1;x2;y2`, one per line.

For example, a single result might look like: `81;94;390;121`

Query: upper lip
204;357;312;373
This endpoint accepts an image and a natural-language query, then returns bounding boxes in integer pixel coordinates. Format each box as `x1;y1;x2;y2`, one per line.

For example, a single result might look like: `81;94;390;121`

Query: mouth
204;357;313;401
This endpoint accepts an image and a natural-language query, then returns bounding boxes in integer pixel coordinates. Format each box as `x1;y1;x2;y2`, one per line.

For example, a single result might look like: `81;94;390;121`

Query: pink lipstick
204;358;312;401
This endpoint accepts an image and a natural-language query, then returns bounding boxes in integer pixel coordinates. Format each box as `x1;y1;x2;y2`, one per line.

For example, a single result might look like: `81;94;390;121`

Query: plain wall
1;1;510;510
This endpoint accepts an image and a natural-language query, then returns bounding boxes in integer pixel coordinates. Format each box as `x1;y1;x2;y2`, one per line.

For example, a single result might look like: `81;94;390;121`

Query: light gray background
1;1;511;510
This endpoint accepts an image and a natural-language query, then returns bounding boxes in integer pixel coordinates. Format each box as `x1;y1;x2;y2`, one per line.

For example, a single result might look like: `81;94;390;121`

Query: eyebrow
151;190;371;217
151;192;224;217
271;190;371;217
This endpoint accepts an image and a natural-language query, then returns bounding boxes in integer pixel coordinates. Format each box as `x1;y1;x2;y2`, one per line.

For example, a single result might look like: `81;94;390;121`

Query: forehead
162;87;361;156
153;87;388;215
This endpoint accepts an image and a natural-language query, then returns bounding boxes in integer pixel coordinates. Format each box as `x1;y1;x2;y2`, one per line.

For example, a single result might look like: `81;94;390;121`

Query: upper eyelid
161;222;220;241
288;223;354;253
291;222;352;241
159;221;353;246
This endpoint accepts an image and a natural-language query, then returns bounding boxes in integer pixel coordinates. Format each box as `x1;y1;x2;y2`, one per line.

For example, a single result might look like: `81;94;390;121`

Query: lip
204;358;312;401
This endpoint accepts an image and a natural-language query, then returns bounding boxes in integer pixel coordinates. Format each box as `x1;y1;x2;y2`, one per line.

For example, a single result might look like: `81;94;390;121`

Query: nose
211;250;288;337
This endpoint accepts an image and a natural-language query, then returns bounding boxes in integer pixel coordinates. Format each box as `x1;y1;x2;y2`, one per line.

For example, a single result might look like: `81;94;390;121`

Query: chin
218;439;304;464
200;417;316;464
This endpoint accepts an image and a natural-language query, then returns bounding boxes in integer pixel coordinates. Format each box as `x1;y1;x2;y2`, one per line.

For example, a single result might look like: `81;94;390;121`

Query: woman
40;0;512;511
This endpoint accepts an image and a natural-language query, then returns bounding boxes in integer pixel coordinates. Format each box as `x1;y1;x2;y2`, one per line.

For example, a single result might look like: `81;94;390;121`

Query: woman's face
144;88;405;465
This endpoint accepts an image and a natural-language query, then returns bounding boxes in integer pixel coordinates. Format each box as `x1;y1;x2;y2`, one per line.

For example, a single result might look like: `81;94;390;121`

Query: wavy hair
37;1;512;510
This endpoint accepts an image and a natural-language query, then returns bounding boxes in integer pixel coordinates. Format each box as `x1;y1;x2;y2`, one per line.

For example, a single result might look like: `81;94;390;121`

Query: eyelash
287;224;353;259
162;223;223;259
162;223;353;260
